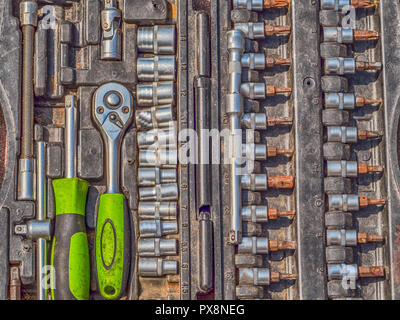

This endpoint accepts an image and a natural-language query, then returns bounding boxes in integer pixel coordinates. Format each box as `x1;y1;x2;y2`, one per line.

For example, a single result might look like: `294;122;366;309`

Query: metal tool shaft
65;96;78;179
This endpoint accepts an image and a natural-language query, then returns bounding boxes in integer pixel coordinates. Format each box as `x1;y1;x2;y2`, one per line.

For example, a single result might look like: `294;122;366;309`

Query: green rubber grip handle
96;193;131;300
51;177;90;300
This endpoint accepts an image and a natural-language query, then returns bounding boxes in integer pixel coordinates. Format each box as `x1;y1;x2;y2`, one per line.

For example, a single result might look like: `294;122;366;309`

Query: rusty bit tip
264;0;290;8
266;116;293;126
269;240;297;251
264;24;291;36
353;30;379;41
358;163;384;174
265;57;291;68
266;85;292;96
358;266;385;278
368;198;386;206
268;208;296;220
357;232;385;244
355;96;383;107
358;129;382;140
267;175;295;189
276;147;294;156
356;61;382;71
271;271;297;282
351;0;375;8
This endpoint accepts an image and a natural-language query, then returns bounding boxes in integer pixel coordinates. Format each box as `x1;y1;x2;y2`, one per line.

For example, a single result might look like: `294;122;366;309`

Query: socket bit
137;127;177;149
326;160;383;177
241;83;292;100
233;0;289;11
239;268;297;286
139;149;178;168
327;229;384;246
235;22;291;39
242;144;293;160
138;168;177;186
138;202;177;220
136;82;175;107
323;27;379;44
139;183;179;201
238;236;296;254
325;93;382;110
137;56;176;82
324;58;382;75
241;174;295;190
137;25;176;55
138;238;178;257
139;219;178;238
328;194;385;211
138;258;178;277
321;0;375;10
241;53;290;70
328;264;384;280
136;105;175;130
242;205;295;222
326;126;382;143
241;113;292;129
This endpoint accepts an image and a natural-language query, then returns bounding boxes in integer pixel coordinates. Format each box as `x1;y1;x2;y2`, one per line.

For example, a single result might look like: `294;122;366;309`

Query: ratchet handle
51;178;90;300
96;193;131;300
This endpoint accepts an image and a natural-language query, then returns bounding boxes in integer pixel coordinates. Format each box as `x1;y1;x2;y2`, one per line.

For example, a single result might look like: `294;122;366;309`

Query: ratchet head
93;83;134;142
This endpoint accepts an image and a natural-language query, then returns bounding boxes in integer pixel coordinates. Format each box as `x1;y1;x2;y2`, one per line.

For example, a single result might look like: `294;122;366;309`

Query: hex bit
326;160;384;177
241;83;292;100
326;126;382;143
242;144;293;160
241;174;295;190
321;0;375;10
328;264;385;280
324;58;382;75
233;0;289;11
235;22;291;39
328;194;385;211
324;93;382;110
242;205;296;222
239;268;297;286
323;27;379;44
238;237;296;254
327;229;384;246
241;53;291;70
241;113;292;129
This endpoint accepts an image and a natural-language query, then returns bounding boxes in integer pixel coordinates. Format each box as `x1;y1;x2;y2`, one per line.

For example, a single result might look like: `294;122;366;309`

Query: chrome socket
242;143;267;160
137;25;176;55
327;229;358;246
137;127;177;149
235;22;265;39
239;268;271;286
241;113;267;129
326;160;358;177
323;27;354;44
327;126;358;143
136;105;174;130
14;219;51;240
139;149;178;168
100;2;122;60
241;174;268;191
20;1;38;27
18;158;36;201
138;202;177;220
138;258;178;277
325;93;356;110
328;263;358;280
136;82;175;107
139;183;179;201
241;53;266;70
138;168;177;186
238;237;269;254
138;238;178;257
325;58;356;75
240;83;266;100
233;0;264;11
242;205;269;223
137;56;176;82
139;219;178;238
328;194;360;211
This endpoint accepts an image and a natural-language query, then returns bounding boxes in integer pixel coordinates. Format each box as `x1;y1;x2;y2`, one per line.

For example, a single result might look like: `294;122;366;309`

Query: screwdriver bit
328;264;384;280
327;229;384;246
241;113;292;129
321;0;375;10
324;58;382;75
326;126;382;143
233;0;289;11
241;53;291;70
240;83;292;100
325;92;382;110
242;144;293;160
241;205;296;222
241;174;295;190
328;194;385;211
235;22;291;39
239;268;297;286
355;96;382;107
326;160;384;177
238;237;296;254
266;85;292;96
323;27;379;44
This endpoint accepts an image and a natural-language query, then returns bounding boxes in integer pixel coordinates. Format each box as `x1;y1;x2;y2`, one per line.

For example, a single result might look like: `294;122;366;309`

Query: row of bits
134;25;179;282
319;0;386;299
228;0;297;300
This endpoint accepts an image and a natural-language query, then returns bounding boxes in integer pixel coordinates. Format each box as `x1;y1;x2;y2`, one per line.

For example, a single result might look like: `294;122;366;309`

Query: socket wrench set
0;0;400;300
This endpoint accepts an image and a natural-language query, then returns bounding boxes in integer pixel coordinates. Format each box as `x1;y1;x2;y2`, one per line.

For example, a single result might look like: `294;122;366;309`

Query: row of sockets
135;25;179;278
319;1;386;300
228;1;296;300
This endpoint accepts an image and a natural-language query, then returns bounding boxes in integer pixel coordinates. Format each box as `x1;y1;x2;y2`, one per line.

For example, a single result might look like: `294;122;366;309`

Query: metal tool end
351;0;375;8
359;196;386;208
358;163;384;174
264;24;291;36
20;1;38;27
267;176;295;189
266;85;292;96
266;116;292;127
265;56;291;68
357;129;382;140
355;61;382;71
264;0;290;8
358;266;385;278
18;158;36;201
355;96;383;107
269;240;296;251
268;208;296;220
353;30;379;41
270;271;297;282
357;232;385;244
267;146;294;157
229;230;242;245
9;266;21;300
